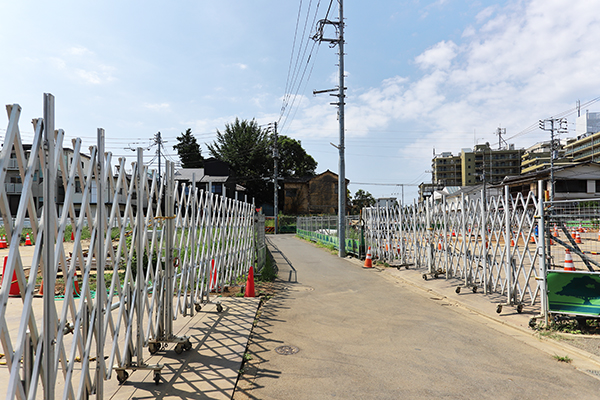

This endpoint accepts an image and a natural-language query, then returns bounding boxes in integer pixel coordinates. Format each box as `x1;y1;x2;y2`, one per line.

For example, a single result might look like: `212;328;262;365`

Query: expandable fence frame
362;182;600;324
0;96;262;399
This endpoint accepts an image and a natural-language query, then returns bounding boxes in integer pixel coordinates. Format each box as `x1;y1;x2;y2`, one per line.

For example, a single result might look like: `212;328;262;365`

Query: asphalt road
234;234;600;399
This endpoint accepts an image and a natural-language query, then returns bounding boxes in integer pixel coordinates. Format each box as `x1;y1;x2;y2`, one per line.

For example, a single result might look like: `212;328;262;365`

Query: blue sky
2;0;600;203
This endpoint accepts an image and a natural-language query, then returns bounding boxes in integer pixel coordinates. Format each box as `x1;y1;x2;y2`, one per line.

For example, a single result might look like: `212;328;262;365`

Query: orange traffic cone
564;249;575;271
451;229;456;237
1;256;20;296
244;266;255;297
511;237;516;247
438;240;442;250
553;225;558;238
571;229;576;239
24;233;32;246
575;231;582;244
597;230;600;241
71;231;75;241
363;246;373;268
530;234;536;244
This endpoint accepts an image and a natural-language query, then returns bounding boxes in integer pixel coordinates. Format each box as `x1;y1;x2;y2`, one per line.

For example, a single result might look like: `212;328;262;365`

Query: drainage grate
275;345;300;355
585;370;600;377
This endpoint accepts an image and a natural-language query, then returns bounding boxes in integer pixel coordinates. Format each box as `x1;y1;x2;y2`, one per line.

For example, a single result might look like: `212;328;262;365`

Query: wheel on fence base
433;273;438;279
422;274;428;281
149;342;160;355
472;286;477;294
175;343;183;354
529;317;537;329
455;287;461;294
216;304;224;313
516;304;524;314
184;339;192;351
496;304;503;314
195;303;202;312
116;370;129;384
153;370;161;385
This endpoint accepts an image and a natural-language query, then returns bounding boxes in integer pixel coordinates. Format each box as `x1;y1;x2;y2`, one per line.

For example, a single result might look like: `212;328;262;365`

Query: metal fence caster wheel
175;343;183;354
422;274;428;281
472;286;477;293
195;303;202;312
154;371;161;385
149;342;159;355
529;317;537;329
496;304;503;314
184;339;192;351
433;273;438;279
516;304;523;314
117;370;129;384
216;304;223;313
455;287;461;294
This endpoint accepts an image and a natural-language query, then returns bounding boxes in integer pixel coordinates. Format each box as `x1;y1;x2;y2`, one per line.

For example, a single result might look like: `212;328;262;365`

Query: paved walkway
234;234;600;399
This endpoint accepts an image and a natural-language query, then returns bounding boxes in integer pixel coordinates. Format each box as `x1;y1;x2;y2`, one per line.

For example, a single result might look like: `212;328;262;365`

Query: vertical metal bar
136;148;144;365
190;173;196;316
505;185;512;304
24;330;32;393
43;92;56;400
462;193;467;284
443;196;448;279
482;188;487;294
96;128;105;397
538;180;548;325
166;161;174;337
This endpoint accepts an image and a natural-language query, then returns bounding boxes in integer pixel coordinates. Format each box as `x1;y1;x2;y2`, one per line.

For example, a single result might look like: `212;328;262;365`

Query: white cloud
414;41;458;70
68;45;93;56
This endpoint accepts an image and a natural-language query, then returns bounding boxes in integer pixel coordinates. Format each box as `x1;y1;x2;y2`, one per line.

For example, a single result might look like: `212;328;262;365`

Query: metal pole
538;180;548;325
42;93;56;400
505;185;512;304
550;119;555;202
136;148;145;365
96;128;105;397
273;122;278;234
338;0;346;257
166;161;174;337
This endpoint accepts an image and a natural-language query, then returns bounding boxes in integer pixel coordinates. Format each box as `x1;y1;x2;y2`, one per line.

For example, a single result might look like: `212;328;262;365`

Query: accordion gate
0;95;258;399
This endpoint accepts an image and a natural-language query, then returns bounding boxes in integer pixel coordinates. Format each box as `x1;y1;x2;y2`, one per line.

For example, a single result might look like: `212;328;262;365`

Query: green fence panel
548;271;600;316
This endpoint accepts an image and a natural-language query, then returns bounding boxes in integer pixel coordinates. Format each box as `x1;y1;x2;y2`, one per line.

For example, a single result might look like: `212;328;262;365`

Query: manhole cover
275;345;300;355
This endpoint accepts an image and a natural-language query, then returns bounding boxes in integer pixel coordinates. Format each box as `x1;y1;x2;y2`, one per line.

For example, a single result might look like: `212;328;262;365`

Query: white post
136;148;145;365
538;180;548;324
505;185;512;304
43;93;56;400
96;128;105;397
481;188;487;294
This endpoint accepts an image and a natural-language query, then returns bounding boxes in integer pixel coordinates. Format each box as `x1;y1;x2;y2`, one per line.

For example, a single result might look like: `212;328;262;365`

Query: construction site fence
296;215;364;257
0;96;263;400
363;183;600;322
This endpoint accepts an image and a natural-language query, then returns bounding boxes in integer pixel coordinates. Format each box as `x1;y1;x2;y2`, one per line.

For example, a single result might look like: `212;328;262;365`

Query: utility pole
155;131;163;181
539;118;568;201
313;0;346;257
495;127;506;150
273;122;279;234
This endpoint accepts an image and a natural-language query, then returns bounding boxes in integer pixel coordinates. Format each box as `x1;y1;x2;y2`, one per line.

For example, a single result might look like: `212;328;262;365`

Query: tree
557;276;600;305
207;118;271;204
173;128;203;168
351;189;376;214
207;118;318;206
277;135;317;177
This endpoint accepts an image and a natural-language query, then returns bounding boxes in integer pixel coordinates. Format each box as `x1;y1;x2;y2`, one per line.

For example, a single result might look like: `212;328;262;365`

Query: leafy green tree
351;189;376;214
207;119;318;206
277;135;317;177
173;128;203;168
207;118;271;203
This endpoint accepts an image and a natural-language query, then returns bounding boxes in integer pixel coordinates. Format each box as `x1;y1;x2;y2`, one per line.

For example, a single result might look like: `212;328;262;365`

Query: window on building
556;180;587;193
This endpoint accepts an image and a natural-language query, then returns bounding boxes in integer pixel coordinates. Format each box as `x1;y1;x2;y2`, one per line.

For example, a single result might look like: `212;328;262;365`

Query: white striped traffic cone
564;249;575;271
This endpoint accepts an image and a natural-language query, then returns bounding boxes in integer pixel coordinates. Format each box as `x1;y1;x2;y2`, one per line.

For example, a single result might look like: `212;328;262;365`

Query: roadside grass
552;354;572;363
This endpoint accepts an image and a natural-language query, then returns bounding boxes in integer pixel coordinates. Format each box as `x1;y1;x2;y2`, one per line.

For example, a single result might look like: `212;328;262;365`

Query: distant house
174;157;246;201
502;161;600;200
283;170;350;215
